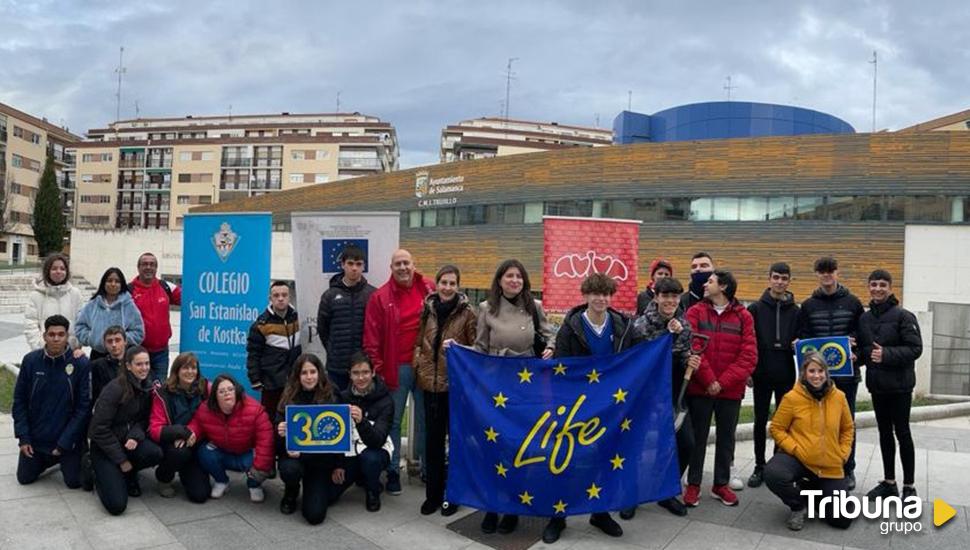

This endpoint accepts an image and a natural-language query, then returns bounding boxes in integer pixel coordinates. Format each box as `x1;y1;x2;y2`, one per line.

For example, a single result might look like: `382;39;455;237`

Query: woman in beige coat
473;258;555;536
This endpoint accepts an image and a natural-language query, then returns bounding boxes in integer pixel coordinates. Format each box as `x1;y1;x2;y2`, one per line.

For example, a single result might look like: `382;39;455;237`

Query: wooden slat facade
199;132;970;302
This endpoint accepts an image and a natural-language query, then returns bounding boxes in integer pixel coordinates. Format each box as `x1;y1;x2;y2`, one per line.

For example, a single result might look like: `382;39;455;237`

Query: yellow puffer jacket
769;381;854;479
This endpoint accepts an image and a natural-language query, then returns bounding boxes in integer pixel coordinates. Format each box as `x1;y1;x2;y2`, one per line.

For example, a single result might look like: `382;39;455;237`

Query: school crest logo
211;222;240;262
65;364;74;376
415;171;429;198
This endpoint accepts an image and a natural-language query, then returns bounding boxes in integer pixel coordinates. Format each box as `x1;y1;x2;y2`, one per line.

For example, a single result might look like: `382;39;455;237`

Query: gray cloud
1;0;967;167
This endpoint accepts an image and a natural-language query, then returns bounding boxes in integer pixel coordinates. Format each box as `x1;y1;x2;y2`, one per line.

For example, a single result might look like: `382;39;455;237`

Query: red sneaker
711;484;739;506
683;484;701;507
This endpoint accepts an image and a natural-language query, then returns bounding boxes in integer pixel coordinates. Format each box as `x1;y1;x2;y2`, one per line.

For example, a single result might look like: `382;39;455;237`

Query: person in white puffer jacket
24;254;84;350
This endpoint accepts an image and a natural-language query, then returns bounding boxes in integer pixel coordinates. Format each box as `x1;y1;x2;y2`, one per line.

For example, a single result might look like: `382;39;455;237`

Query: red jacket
148;380;209;443
130;277;181;352
363;273;435;390
685;299;758;400
187;395;274;472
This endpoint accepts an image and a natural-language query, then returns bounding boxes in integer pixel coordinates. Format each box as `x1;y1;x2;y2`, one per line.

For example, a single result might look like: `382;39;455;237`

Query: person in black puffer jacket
858;270;923;501
275;354;339;524
330;352;394;513
797;256;864;488
317;246;376;391
247;281;302;417
89;346;163;515
746;263;799;488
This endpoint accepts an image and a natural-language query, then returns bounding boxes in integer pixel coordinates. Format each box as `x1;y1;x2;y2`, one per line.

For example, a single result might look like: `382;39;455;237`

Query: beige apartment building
439;117;613;163
0;102;80;264
74;112;398;230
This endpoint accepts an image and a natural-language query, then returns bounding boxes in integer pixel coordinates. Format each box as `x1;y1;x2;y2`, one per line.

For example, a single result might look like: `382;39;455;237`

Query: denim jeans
148;349;170;383
389;363;425;474
197;443;260;488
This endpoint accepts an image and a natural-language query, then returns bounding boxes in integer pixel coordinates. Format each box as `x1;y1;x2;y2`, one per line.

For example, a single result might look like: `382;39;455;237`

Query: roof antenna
114;46;127;123
869;51;877;132
724;76;736;101
503;57;519;122
627;90;632;111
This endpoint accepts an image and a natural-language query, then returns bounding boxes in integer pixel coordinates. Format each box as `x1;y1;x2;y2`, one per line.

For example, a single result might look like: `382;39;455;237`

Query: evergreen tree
32;153;66;257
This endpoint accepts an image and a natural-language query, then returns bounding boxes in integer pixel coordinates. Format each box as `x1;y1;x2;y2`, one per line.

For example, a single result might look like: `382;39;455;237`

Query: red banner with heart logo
542;216;640;314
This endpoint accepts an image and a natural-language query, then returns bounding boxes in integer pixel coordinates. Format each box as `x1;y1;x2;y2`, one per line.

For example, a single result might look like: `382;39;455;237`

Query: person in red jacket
362;249;434;495
129;252;181;383
683;270;757;508
188;374;274;503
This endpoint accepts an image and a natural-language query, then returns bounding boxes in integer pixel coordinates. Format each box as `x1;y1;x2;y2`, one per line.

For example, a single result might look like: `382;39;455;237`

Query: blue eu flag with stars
321;239;368;273
446;337;681;516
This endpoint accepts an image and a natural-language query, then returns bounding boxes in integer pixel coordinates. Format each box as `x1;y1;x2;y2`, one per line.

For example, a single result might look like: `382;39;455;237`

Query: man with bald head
363;249;435;495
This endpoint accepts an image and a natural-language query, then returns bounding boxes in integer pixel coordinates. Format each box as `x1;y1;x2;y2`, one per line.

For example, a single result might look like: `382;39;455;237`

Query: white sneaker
730;476;745;491
210;481;229;499
249;486;265;503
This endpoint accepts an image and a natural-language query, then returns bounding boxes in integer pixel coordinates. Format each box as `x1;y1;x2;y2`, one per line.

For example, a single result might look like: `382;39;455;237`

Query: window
179;152;192;162
794;196;824;220
409;210;422;228
437;207;455;226
100;153;112;162
422;209;437;227
504;203;524;224
0;241;6;253
291;150;305;161
524;202;543;224
177;195;191;205
316;150;329;159
289;173;304;184
27;244;36;256
739;197;767;221
80;194;111;203
545;200;592;217
768;196;795;219
314;174;328;184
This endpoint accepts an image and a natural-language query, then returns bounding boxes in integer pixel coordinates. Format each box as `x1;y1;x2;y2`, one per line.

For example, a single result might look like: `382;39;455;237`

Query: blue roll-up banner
181;213;271;396
285;404;353;453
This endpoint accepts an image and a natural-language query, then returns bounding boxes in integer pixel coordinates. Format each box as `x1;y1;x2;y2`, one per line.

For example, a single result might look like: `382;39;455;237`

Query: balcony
253;158;282;168
222;158;253;167
145;159;173;169
337;158;382;170
119;158;145;169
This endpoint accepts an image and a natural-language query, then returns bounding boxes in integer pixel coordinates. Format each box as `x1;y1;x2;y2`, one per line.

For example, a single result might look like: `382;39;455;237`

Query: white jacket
24;278;84;350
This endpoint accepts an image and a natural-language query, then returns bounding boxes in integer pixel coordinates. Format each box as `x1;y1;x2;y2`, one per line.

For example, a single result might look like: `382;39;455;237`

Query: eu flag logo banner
445;338;681;516
322;239;369;273
796;336;854;377
285;405;353;453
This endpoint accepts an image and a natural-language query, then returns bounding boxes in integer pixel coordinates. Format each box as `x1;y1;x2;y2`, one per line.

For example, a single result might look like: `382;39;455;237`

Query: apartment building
74;112;398;230
0;102;80;264
439;117;612;163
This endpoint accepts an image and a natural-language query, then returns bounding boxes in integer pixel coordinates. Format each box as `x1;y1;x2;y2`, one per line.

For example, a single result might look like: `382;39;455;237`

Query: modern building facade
73;112;398;230
440;117;612;162
0;101;80;265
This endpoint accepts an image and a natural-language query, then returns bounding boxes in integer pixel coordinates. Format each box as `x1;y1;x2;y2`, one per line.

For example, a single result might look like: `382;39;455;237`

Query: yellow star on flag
517;367;534;384
620;418;632;431
610;454;625;470
553;499;568;514
495;463;508;477
586;369;601;384
493;392;508;408
586;483;602;499
519;491;534;505
612;388;628;404
484;426;499;442
553;363;567;376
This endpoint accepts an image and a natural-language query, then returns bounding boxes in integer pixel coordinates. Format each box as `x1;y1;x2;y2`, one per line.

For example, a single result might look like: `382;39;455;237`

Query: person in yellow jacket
764;352;854;531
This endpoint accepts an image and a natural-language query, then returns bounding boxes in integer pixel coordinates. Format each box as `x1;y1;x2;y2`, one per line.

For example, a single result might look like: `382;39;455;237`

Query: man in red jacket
363;249;434;495
130;252;180;382
683;270;757;508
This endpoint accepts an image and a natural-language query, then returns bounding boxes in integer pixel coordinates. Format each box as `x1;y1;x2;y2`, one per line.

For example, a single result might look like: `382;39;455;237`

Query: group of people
13;245;923;540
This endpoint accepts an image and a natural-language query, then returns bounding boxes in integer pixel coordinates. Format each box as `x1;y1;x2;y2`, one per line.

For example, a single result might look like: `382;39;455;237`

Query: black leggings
871;392;915;485
92;441;163;515
155;444;211;503
424;391;449;505
752;379;789;467
279;455;334;525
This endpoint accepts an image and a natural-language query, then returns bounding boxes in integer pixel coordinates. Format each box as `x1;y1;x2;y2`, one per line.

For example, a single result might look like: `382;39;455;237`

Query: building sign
416;171;465;207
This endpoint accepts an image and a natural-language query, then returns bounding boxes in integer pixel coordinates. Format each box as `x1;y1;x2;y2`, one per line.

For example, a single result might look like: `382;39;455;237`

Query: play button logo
934;498;957;527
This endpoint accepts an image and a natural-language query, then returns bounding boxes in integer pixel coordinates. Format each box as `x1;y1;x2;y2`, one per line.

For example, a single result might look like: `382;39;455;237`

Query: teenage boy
798;256;864;490
746;263;799;487
680;252;715;312
317;245;376;391
683;271;757;507
247;281;302;417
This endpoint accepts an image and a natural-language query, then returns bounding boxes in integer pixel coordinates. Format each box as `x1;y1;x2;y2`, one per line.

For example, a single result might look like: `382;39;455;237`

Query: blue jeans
197;443;260;488
148;349;170;383
389;363;425;474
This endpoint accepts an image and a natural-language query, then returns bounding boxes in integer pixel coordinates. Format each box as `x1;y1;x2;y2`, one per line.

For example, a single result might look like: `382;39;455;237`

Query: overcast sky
2;0;967;167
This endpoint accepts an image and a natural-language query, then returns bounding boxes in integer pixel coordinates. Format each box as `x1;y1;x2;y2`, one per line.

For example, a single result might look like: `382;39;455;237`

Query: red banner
542;216;640;314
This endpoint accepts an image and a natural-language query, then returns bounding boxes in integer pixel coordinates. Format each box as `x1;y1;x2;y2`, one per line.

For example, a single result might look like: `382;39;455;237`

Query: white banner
290;212;400;356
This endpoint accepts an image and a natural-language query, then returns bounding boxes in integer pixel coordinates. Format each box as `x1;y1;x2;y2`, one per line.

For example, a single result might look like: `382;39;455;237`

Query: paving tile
169;513;274;550
926;449;970;507
362;517;476;550
0;494;90;548
663;520;764;550
80;511;177;549
253;522;382;550
0;449;17;475
603;507;688;549
141;490;235;526
754;533;841;549
61;488;150;523
0;472;62;501
0;421;12;438
731;499;847;547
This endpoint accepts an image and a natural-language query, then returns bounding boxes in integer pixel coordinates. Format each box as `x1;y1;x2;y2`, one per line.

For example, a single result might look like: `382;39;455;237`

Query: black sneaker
589;513;623;537
658;497;688;517
126;475;142;497
366;491;381;512
866;481;899;499
747;467;764;488
902;486;917;499
542;517;566;544
80;452;94;492
386;471;402;495
846;472;856;491
441;501;459;517
497;514;519;534
420;499;440;515
481;512;498;534
619;507;636;520
280;495;297;515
